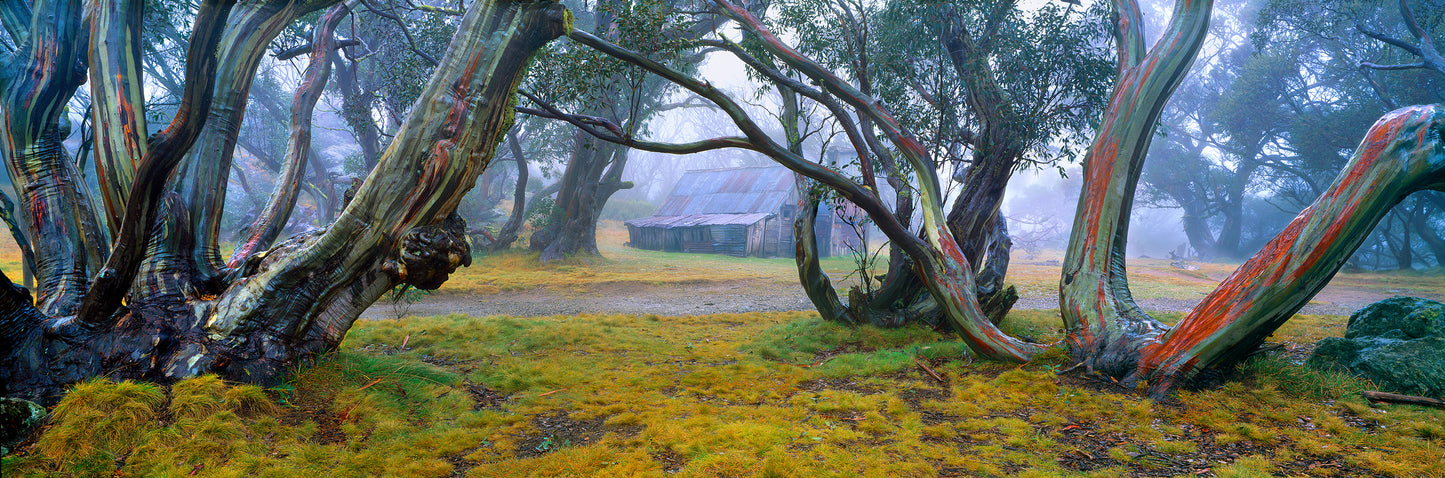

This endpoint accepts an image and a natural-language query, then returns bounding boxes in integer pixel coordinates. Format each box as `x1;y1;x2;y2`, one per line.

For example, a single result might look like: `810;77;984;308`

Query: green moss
9;310;1445;477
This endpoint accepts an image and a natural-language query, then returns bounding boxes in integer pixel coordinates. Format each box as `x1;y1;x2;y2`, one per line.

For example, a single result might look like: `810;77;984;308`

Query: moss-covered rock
1308;296;1445;398
0;397;46;455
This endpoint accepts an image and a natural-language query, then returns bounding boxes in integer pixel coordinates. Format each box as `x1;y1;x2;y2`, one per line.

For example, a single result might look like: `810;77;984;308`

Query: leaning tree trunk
1130;105;1445;393
1058;0;1445;396
0;0;567;403
230;2;349;265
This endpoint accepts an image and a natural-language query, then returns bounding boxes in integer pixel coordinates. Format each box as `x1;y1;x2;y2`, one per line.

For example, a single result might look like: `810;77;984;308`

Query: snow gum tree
0;0;568;403
555;0;1445;395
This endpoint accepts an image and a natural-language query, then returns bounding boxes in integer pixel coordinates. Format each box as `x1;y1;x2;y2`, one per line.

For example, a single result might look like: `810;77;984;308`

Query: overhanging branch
515;92;752;155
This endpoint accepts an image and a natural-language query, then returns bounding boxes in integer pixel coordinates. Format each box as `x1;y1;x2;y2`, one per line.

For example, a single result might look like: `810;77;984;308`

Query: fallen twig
1362;390;1445;409
537;388;566;397
1056;362;1087;375
914;356;946;384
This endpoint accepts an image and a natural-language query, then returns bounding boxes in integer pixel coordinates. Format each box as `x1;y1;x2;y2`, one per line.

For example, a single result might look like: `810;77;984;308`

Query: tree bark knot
383;213;472;290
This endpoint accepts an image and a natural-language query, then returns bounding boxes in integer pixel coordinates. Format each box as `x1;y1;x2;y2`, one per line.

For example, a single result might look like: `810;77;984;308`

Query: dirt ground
360;262;1442;320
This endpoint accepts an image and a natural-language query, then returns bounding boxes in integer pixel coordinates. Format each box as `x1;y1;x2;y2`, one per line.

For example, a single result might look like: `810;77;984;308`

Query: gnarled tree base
0;216;472;405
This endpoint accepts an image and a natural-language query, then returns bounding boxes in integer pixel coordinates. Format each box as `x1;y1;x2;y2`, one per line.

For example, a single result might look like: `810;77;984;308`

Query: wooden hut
625;166;863;258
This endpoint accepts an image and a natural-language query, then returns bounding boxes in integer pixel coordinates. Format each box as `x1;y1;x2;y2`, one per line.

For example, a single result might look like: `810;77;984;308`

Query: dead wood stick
1362;390;1445;409
914;356;946;384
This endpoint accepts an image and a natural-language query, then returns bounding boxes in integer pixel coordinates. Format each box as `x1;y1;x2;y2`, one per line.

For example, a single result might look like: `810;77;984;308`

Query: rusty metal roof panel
657;166;795;215
634;166;797;228
625;213;771;228
656;196;692;216
698;212;770;225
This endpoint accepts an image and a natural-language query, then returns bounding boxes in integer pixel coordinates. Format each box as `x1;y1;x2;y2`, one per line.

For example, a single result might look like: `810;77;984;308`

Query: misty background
49;0;1445;271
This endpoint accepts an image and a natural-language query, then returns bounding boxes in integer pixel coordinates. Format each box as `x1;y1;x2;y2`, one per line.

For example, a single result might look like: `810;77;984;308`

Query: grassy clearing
433;221;882;295
6;309;1442;477
423;221;1445;305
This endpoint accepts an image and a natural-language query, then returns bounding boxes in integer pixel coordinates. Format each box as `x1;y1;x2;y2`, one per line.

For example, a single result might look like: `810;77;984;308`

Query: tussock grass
7;309;1443;477
1237;354;1375;401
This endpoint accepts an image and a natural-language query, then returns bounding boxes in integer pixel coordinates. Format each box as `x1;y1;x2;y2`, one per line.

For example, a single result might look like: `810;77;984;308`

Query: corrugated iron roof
653;166;796;216
625;212;771;228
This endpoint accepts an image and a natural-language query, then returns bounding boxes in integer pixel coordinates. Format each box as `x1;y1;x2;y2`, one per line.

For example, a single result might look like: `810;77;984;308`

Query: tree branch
1359;60;1428;71
479;130;529;251
516;93;753;155
697;38;873;175
565;28;911;250
1397;0;1428;41
1110;0;1147;73
275;38;361;60
230;1;351;266
1356;24;1423;56
359;0;438;66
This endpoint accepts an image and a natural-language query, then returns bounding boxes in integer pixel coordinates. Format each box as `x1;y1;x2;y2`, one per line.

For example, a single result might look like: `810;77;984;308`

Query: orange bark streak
1137;108;1431;377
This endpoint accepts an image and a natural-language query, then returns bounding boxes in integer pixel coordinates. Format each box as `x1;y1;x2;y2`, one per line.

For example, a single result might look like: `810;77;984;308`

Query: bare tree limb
230;1;351;266
516;92;754;155
359;0;438;66
1359;61;1428;71
1357;25;1424;56
275;38;361;60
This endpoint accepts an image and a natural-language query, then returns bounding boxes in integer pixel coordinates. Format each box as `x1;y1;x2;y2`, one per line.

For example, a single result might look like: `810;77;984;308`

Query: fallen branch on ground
914;356;946;384
1362;391;1445;409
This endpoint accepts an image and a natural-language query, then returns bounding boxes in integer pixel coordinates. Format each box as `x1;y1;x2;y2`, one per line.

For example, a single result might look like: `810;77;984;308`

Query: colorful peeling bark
177;0;339;284
0;0;107;317
1059;0;1212;378
1057;0;1445;396
1135;105;1445;393
76;0;239;328
87;0;149;234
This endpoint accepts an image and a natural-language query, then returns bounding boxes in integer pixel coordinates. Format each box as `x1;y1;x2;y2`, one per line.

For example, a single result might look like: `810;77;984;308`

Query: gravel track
359;277;1415;320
